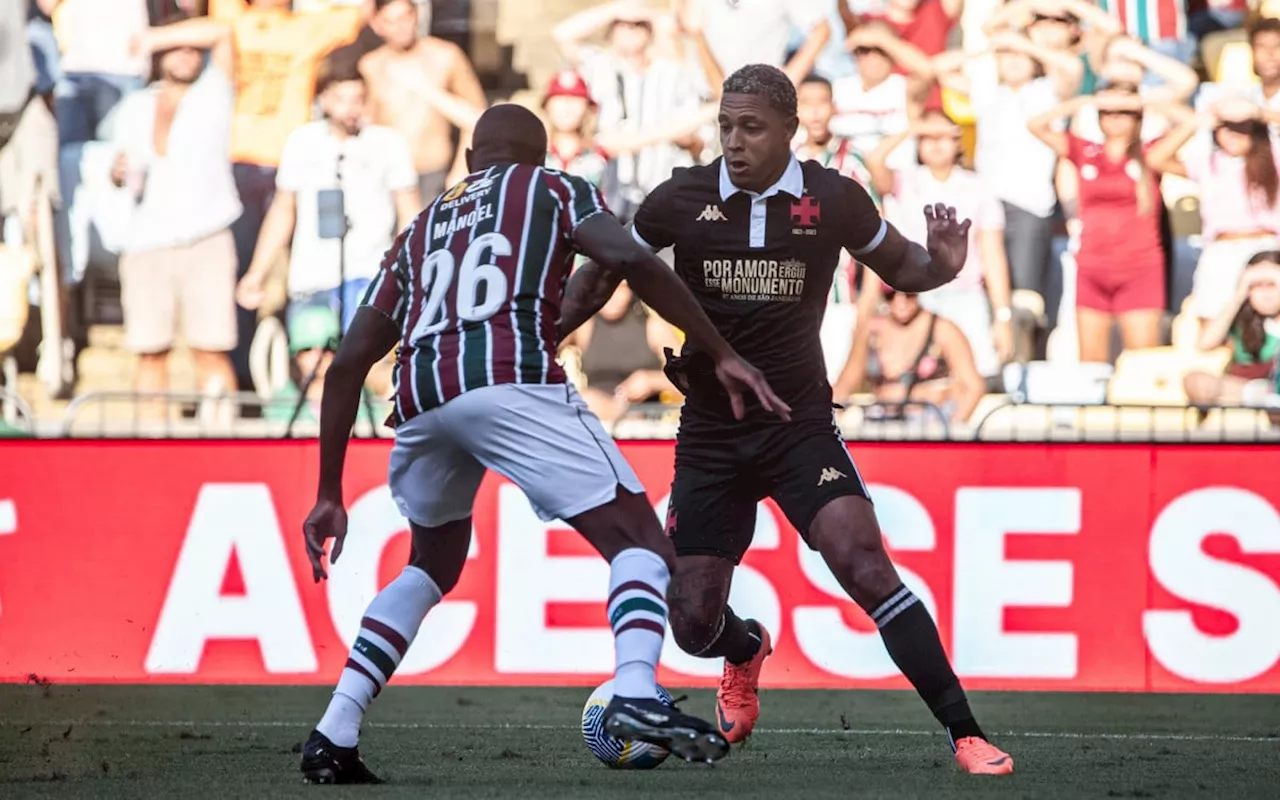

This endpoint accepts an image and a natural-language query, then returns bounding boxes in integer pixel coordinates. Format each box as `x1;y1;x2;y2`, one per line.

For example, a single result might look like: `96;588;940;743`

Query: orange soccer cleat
954;736;1014;775
714;622;772;743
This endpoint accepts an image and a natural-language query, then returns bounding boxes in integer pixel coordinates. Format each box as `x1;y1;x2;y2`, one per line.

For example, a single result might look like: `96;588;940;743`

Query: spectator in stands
834;286;985;423
649;0;727;90
544;70;608;187
794;73;879;380
830;23;921;171
1249;18;1280;114
1147;97;1280;325
697;0;832;79
985;0;1123;89
795;74;881;206
27;1;61;104
47;0;150;145
359;0;486;203
841;0;961;63
234;63;419;334
1201;19;1280;130
561;280;679;427
538;67;720;184
144;0;369;388
1095;35;1199;103
110;20;239;406
1060;36;1198;156
262;303;375;425
1184;252;1280;408
552;0;708;223
3;0;62;395
1029;86;1168;362
865;111;1014;381
932;29;1082;304
1094;0;1192;67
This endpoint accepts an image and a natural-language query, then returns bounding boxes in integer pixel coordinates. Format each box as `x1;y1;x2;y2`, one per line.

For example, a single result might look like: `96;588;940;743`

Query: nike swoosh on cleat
716;704;735;732
987;756;1010;766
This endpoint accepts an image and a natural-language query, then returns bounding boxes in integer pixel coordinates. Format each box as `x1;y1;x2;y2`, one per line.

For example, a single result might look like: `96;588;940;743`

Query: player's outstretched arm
558;259;623;344
573;214;791;420
305;308;400;582
858;204;973;294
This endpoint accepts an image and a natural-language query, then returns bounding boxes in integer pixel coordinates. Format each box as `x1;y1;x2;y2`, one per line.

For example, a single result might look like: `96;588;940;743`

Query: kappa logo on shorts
817;467;847;486
696;204;728;222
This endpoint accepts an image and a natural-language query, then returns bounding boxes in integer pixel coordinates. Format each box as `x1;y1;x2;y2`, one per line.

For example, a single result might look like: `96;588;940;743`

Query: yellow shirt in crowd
209;0;362;167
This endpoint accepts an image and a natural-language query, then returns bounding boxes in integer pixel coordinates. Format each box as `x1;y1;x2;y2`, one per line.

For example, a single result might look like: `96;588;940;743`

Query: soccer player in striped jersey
559;65;1014;775
295;103;788;784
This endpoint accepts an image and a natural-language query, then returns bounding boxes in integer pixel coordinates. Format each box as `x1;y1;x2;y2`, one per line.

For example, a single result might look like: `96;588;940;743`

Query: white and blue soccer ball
581;679;675;769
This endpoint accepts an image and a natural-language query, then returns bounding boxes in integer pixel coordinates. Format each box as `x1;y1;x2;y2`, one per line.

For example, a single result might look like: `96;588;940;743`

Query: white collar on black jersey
718;155;805;202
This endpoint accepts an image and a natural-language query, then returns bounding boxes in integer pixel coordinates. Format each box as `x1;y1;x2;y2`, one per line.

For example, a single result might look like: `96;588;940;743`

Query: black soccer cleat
300;729;382;785
603;695;731;765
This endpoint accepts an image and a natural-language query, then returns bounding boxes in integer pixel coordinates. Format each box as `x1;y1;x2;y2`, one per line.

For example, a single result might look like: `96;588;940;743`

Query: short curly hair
722;64;797;119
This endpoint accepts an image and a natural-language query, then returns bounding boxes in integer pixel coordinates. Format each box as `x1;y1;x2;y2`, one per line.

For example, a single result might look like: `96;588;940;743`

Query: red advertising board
1;441;1278;692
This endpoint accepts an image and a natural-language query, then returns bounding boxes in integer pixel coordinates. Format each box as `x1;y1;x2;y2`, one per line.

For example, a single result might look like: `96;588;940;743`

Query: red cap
544;70;594;106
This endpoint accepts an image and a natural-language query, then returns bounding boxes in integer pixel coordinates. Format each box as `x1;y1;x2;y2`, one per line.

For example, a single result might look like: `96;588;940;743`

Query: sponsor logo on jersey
696;204;728;222
701;258;807;302
817;467;847;486
438;177;497;211
441;181;469;203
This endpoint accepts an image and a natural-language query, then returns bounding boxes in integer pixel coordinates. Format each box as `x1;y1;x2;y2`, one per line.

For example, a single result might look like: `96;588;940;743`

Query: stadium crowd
1;0;1279;434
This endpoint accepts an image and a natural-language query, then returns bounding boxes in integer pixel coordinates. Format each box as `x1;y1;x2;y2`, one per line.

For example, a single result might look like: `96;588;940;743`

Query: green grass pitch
1;685;1278;798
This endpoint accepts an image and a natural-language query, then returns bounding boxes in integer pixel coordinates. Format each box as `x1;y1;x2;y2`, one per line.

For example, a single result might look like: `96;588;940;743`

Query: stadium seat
1199;407;1279;437
1002;361;1113;405
969;392;1008;424
1106;346;1232;406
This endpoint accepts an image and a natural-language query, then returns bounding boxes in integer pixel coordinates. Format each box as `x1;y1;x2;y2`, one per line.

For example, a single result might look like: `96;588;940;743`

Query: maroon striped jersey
360;164;609;425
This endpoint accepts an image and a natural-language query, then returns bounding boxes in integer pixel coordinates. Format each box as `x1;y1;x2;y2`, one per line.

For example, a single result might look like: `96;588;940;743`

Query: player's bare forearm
860;225;965;294
316;309;400;501
574;215;734;361
624;259;733;361
558;260;622;343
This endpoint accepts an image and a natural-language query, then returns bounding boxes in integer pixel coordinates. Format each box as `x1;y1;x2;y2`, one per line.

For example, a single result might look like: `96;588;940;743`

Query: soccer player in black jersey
558;65;1013;775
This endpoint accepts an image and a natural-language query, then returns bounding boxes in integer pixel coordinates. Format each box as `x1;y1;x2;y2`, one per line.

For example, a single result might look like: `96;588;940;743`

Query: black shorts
665;417;870;564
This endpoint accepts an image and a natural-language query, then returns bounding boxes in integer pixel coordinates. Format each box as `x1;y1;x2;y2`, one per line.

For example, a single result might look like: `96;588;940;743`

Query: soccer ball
581;679;675;769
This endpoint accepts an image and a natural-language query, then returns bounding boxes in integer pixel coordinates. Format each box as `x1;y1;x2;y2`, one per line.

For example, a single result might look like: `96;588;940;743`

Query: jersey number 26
410;231;512;342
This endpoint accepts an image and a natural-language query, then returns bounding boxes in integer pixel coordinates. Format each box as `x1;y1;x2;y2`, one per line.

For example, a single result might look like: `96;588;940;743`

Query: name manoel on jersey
702;257;808;303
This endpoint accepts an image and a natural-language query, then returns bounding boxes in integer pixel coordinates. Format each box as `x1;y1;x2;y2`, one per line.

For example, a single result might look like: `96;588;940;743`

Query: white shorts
1192;235;1279;320
387;383;645;527
819;303;857;384
919;285;999;379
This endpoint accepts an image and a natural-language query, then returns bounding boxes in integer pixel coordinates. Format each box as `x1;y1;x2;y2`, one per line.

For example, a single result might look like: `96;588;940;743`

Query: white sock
606;548;670;700
316;566;441;747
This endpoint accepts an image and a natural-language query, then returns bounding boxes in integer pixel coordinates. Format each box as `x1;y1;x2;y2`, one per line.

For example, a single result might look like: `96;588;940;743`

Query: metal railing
609;400;952;441
58;390;392;439
972;400;1280;443
1;390;1272;442
0;387;35;436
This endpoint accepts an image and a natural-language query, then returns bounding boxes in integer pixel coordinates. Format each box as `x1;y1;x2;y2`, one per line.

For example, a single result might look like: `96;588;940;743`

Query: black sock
696;607;762;665
870;585;985;747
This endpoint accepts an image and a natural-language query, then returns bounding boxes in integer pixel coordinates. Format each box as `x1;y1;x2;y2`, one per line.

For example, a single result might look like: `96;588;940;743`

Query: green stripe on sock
609;597;666;630
353;636;398;681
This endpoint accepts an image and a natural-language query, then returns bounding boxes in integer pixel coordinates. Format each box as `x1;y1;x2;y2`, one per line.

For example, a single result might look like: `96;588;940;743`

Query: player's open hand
303;498;349;583
714;356;792;422
923;203;972;285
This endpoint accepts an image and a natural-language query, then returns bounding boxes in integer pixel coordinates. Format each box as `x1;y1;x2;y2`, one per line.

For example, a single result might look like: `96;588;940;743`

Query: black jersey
633;156;886;430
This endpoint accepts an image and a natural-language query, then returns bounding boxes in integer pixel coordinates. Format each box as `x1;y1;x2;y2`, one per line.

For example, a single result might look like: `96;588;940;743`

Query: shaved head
466;104;548;172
